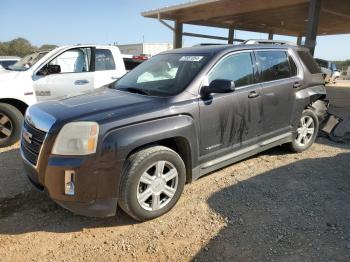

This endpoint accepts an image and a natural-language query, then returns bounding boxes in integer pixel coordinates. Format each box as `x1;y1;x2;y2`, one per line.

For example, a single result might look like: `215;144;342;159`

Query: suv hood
33;87;166;132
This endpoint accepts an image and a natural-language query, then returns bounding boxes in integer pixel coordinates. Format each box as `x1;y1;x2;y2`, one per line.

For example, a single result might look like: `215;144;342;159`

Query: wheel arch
125;137;193;183
101;115;199;183
0;98;28;116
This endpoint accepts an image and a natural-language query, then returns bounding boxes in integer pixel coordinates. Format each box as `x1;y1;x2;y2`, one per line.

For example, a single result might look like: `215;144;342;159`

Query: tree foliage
0;38;57;57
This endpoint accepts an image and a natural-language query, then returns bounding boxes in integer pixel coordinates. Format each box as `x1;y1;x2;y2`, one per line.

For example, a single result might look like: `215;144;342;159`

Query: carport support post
297;35;302;45
268;31;274;40
174;21;183;49
305;0;322;55
228;28;234;44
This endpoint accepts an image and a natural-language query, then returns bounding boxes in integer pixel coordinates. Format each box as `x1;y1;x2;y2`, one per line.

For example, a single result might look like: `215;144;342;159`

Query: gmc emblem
22;129;33;144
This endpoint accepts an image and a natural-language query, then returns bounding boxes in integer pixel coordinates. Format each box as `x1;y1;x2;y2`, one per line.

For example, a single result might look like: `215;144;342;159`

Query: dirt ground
0;137;349;262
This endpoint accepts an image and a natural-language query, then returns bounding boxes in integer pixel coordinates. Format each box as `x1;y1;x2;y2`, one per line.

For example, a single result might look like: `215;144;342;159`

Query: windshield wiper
118;87;151;96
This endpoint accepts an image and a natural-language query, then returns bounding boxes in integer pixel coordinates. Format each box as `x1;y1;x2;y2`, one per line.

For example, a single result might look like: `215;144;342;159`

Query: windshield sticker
179;56;204;62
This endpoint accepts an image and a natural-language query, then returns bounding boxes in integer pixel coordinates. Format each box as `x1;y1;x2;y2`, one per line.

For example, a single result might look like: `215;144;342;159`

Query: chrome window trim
200;50;256;92
255;49;303;85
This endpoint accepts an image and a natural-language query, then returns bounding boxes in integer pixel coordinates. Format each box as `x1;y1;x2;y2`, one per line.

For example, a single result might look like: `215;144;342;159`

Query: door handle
111;76;119;80
248;91;260;99
74;79;90;85
293;82;302;88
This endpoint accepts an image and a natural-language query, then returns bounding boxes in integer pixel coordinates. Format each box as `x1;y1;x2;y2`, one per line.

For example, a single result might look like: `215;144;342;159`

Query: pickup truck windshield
8;51;49;71
115;53;209;96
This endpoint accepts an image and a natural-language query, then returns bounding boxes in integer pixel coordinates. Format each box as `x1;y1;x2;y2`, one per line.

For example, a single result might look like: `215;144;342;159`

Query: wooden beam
268;32;274;40
174;21;183;49
228;28;234;44
297;35;303;45
178;0;308;23
305;0;322;55
183;32;229;41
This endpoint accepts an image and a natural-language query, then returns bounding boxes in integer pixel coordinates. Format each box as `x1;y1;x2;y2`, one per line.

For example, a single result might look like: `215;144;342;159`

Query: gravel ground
0;137;349;262
0;83;349;261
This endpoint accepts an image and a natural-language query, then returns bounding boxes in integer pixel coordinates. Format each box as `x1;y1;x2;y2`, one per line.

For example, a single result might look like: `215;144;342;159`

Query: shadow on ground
194;153;350;262
0;149;135;234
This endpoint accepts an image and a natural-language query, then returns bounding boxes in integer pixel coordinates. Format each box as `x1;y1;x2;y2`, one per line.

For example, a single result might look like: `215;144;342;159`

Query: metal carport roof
142;0;350;54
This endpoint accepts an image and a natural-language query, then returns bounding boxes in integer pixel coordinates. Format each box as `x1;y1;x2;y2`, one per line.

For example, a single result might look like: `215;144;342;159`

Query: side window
256;51;291;82
297;51;321;74
208;52;254;88
49;48;91;73
95;49;116;71
288;55;298;77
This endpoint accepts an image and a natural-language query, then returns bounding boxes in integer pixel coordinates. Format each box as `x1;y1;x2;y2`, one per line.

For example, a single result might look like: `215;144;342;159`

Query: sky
0;0;349;61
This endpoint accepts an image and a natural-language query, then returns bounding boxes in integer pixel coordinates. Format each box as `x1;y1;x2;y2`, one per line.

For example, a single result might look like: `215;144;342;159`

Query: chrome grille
21;120;47;166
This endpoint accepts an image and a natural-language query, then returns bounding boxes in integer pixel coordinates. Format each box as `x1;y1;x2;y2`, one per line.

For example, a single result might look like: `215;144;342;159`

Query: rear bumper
22;153;118;218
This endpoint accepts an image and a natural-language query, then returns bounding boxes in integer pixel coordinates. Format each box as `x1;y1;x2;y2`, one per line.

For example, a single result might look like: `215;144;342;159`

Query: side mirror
37;64;61;76
201;79;235;98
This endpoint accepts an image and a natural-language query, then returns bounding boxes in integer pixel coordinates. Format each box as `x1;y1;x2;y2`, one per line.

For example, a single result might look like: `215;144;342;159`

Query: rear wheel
0;103;23;148
288;109;319;153
119;146;186;221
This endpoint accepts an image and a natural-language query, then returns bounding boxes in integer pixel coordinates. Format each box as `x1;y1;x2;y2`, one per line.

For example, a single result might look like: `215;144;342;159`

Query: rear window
298;51;321;74
256;51;292;82
95;49;116;71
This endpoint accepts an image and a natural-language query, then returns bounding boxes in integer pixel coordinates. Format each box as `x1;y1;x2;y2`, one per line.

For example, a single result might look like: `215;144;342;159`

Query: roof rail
242;39;297;46
193;43;227;47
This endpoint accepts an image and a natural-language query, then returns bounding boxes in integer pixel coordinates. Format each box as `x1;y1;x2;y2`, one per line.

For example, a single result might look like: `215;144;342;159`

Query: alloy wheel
295;115;315;147
137;160;178;211
0;113;13;141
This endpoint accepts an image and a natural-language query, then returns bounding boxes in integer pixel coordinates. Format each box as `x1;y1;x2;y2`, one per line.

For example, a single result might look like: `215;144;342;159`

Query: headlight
52;122;99;155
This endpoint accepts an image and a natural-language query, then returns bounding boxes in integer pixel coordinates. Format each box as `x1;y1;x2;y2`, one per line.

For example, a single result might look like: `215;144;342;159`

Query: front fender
95;115;199;199
101;115;198;163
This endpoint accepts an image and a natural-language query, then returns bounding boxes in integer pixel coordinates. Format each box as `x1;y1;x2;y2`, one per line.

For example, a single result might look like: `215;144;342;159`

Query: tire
0;103;23;148
288;109;319;153
119;146;186;221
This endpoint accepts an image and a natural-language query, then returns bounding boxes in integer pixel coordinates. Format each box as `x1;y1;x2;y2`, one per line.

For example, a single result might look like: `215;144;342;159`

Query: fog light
65;170;75;196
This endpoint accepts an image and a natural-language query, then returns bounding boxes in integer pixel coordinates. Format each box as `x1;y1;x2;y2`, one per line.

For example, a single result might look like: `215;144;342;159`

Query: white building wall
117;43;173;57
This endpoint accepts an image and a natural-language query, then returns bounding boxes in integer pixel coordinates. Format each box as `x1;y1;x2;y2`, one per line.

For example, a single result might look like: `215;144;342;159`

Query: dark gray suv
21;44;327;221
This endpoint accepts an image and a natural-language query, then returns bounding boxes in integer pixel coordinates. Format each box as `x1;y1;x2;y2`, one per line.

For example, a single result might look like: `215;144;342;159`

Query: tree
7;38;36;57
0;38;57;57
39;44;58;51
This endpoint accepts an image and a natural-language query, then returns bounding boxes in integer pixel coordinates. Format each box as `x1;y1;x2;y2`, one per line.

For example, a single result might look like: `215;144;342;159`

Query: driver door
33;47;94;102
199;51;263;164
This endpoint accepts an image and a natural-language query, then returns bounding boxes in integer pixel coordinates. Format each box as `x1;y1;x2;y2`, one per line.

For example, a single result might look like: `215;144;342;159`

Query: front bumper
22;153;118;218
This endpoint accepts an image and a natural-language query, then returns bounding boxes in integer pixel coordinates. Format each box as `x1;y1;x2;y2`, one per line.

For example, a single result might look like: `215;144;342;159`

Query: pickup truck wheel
119;146;186;221
288;109;319;153
0;103;23;148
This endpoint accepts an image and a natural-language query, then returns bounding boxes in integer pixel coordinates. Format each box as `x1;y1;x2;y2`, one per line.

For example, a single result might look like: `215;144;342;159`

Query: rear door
255;50;299;140
199;51;263;163
94;48;120;87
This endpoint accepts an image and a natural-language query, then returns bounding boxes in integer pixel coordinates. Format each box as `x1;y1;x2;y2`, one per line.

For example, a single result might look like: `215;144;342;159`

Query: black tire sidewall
291;109;319;152
0;103;23;147
121;147;186;221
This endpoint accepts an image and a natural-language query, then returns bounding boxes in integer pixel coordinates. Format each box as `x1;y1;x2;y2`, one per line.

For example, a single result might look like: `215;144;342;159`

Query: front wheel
0;103;23;148
288;109;319;153
119;146;186;221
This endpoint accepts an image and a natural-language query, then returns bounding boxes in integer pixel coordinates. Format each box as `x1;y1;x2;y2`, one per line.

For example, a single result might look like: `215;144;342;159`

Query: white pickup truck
0;45;130;147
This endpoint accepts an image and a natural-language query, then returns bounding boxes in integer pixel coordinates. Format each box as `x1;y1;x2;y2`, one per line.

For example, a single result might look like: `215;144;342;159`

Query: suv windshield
8;51;49;71
114;53;209;96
